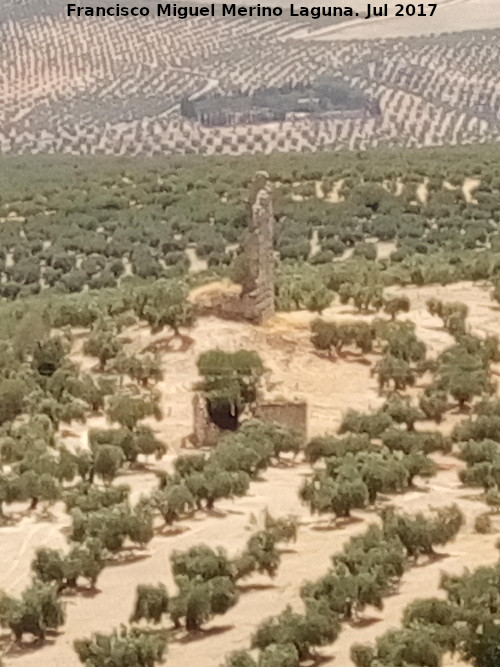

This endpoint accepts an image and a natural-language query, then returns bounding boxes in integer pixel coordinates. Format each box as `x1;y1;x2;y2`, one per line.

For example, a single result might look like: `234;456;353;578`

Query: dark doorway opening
207;400;239;431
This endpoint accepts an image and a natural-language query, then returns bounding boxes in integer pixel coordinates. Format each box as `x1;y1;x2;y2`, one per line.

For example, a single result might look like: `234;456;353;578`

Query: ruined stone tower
240;174;275;323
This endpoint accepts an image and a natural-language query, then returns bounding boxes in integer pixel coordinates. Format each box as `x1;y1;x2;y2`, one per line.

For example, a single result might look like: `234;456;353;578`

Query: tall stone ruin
190;175;310;448
240;174;275;323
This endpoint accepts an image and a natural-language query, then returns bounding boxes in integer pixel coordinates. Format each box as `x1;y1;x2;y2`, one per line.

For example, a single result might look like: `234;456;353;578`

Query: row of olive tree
351;551;500;667
222;505;463;667
130;516;297;632
71;516;298;666
141;418;301;528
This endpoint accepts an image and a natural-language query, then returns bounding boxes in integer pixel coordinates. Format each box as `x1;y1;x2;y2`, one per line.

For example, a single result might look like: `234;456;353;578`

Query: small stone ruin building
192;393;307;448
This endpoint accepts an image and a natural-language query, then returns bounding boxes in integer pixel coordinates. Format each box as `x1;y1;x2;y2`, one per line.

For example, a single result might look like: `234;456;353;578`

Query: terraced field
1;0;499;155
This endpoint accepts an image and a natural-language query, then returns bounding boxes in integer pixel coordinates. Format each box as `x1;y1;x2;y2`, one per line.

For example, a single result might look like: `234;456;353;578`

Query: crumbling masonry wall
192;392;222;447
255;400;308;443
240;185;275;323
191;393;307;447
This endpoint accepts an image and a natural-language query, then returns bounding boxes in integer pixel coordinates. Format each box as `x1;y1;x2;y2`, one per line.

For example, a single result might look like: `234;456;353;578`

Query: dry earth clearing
1;280;500;666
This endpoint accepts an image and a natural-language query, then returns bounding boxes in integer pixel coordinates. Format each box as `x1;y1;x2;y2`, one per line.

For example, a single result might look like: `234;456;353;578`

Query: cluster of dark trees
351;555;500;667
0;579;66;644
0;335;167;522
0;379;160;644
222;504;463;667
455;399;500;502
311;316;427;394
181;76;369;127
74;626;167;667
130;517;297;631
274;248;500;316
0;314;169;647
300;360;452;515
311;318;376;358
0;317;301;657
312;299;499;414
0;275;201;527
430;333;498;410
427;298;468;337
65;345;302;665
0;283;197;651
142;417;300;529
2;145;500;305
73;513;297;666
293;302;500;667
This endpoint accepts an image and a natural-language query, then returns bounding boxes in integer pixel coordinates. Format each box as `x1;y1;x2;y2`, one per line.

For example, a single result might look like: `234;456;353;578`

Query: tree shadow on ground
458;491;487;502
278;547;298;555
401;483;431;494
0;505;60;527
175;624;234;644
205;508;229;519
311;516;364;531
312;351;371;366
274;458;302;468
62;585;102;599
344;356;372;366
0;512;27;527
59;428;79;438
237;582;276;593
156;525;190;537
304;653;334;665
33;507;62;523
448;403;472;415
142;334;194;354
436;461;458;471
338;308;379;316
184;513;208;522
348;615;382;628
205;507;247;519
412;551;451;568
105;550;150;566
127;461;162;473
2;633;58;658
424;324;446;332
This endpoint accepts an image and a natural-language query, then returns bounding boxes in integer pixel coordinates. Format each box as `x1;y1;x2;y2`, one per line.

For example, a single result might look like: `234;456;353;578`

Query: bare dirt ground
288;177;479;208
2;281;500;667
463;178;481;205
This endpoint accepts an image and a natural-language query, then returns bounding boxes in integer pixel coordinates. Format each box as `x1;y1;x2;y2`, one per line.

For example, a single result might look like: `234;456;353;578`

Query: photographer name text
66;2;439;20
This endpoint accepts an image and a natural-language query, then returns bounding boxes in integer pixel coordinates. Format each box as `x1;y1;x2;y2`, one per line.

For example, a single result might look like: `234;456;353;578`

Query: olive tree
130;584;170;625
134;279;195;335
1;580;65;642
383;295;410;321
196;350;265;430
251;603;340;661
169;575;238;631
74;625;167;667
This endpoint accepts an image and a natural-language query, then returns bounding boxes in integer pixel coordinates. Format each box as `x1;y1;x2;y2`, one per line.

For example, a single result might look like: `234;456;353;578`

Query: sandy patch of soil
186;247;208;273
463;177;481;204
2;281;500;666
416;177;429;205
325;179;346;203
